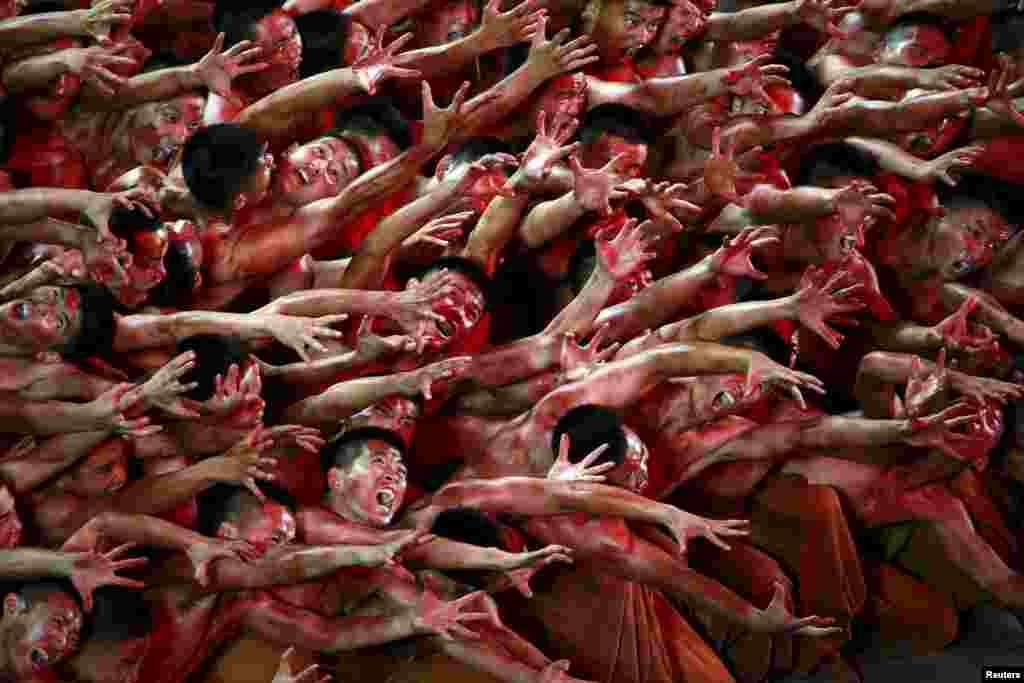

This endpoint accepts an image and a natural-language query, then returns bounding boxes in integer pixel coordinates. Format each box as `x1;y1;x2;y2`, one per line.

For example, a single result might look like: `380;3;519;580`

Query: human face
928;205;1009;280
592;0;666;60
113;226;170;307
234;502;297;551
879;24;950;67
732;82;806;117
412;270;486;350
581;132;648;177
342;129;402;169
330;441;408;527
662;373;755;431
274;137;361;206
0;286;81;353
411;0;479;48
652;0;706;54
244;11;302;93
528;74;587;132
67;635;150;683
5;590;82;678
62;442;129;498
605;427;649;493
127;95;203;168
440;160;511;216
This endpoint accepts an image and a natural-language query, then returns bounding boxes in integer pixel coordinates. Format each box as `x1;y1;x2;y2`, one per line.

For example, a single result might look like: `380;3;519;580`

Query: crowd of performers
3;0;1024;680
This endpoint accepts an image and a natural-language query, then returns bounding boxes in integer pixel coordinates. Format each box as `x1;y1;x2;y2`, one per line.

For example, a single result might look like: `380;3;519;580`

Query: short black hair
213;0;284;48
448;137;514;168
795;142;880;187
333;96;414;150
60;285;117;359
181;124;265;212
430;506;503;549
10;580;82;611
20;0;67;14
550;404;627;468
767;49;823;110
80;587;152;643
177;334;249;401
197;480;297;537
994;10;1024;54
417;256;493;307
108;204;162;242
294;10;350;78
319;427;407;476
579;104;652;147
146;240;198;308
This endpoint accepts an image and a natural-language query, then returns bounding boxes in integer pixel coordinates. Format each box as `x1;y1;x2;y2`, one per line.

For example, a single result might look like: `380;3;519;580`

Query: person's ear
217;522;239;540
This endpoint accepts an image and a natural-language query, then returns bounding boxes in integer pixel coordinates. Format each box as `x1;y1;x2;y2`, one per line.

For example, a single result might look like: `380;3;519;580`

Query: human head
293;10;350;78
2;581;82;678
578;104;650;176
435;137;515;216
926;192;1010;280
273;136;361;207
333;97;412;167
176;334;250;402
200;481;298;551
56;439;130;498
551;404;648;493
215;2;301;94
583;0;668;61
658;373;757;432
878;14;951;67
319;428;408;527
408;0;480;49
337;397;421;450
146;220;204;307
118;94;204;170
181;124;274;214
107;205;169;307
63;588;152;683
652;0;707;54
527;74;588;134
0;284;114;358
407;257;490;351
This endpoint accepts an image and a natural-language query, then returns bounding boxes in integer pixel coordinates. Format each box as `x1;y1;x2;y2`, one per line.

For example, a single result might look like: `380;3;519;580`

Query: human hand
351;29;421;95
352;316;417;361
902;400;981;458
752;582;843;636
81;0;133;43
477;0;546;52
547;433;615;482
904;350;951;418
559;324;620;382
211;428;280;500
538;660;598;683
193;33;268;98
398;357;473;400
263;313;348;362
187;538;261;586
595;218;660;280
88;383;162;437
501;545;573;597
793;266;866;349
708;226;781;280
412;590;491;640
795;0;857;39
933;296;1000;355
985;56;1024;129
639;180;701;234
525;15;599;81
139;351;202;418
919;144;985;186
272;647;331;683
724;54;791;112
659;506;750;554
569;154;637;215
504;110;580;195
744;352;826;409
62;44;134;95
71;543;147;612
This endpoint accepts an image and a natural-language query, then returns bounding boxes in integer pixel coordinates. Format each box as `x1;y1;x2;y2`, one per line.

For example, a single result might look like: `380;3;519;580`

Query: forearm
216;544;397;589
237;68;364;139
890;0;1002;20
399;31;492;80
519;192;588;249
463;194;530;273
836;90;977;137
744;186;836;224
0;188;100;224
260;288;396;317
589;69;731;117
543;266;615;338
0;10;89;53
0;217;92;249
843;65;934;92
705;2;797;40
403;537;512;570
283;373;413;425
847;136;929;180
77;511;209;552
2;52;71;94
798;415;909;451
595;256;716;341
454;370;564;416
111;461;216;516
113;311;274;352
942;282;1024;348
0;431;108;493
660;295;797;343
867;321;943;353
0;398;108;435
81;65;202;111
262;350;369;388
461;333;561;388
455;66;551;141
0;549;76;579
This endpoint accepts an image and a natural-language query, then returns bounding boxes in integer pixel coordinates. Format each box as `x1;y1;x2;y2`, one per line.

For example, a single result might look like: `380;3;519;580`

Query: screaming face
329;440;408;527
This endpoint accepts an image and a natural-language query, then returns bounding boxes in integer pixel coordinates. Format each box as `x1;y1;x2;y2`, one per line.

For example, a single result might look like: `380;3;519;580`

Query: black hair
550;404;628;469
294;10;351;78
936;174;1022;228
578;104;652;147
332;96;414;150
181;124;265;212
79;587;152;643
417;256;494;308
795;142;880;187
108;204;162;242
767;49;823;110
448;137;514;168
20;0;68;14
488;254;558;341
10;579;82;612
720;329;791;368
319;427;407;476
430;506;504;549
60;285;117;359
146;240;199;308
213;0;284;48
567;239;598;296
176;334;249;401
994;10;1024;54
197;480;297;537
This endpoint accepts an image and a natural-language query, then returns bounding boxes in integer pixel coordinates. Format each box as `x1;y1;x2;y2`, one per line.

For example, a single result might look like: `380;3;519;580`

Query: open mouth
376;488;395;513
296;167;311;185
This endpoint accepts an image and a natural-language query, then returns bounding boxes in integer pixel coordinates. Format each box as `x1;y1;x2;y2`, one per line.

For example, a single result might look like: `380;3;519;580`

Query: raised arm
0;431;110;494
0;0;130;53
705;0;850;41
